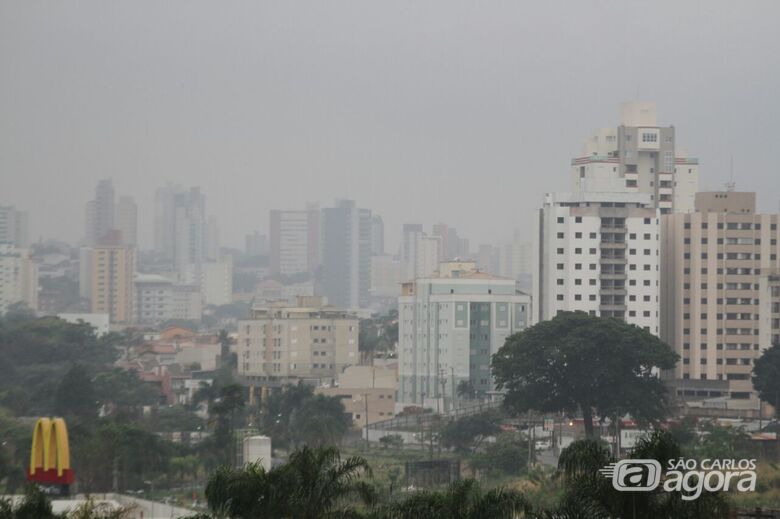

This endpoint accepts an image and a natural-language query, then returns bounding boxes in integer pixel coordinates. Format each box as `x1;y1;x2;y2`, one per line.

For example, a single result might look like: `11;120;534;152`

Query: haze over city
5;2;780;517
2;1;780;249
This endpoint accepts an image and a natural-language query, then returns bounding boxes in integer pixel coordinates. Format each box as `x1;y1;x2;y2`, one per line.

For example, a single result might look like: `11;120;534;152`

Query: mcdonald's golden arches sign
28;417;74;485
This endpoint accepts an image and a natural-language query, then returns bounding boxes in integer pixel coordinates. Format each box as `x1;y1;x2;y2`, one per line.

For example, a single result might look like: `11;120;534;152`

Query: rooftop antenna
725;156;736;192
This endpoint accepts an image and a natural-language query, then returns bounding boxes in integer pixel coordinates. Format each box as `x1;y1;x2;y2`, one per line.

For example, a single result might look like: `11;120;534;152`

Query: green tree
93;368;159;416
552;430;729;519
383;478;531;519
54;364;98;420
289;394;351;448
0;485;59;519
379;434;404;450
470;432;529;477
260;383;349;448
217;329;236;369
456;380;478;401
492;311;678;437
695;421;751;460
753;342;780;410
202;446;373;519
440;410;502;453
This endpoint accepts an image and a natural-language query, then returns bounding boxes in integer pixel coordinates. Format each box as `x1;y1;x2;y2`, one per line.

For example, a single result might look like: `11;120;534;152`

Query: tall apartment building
371;215;385;256
154;185;211;271
0;206;30;247
236;296;359;385
370;254;402;298
400;224;441;281
84;179;115;245
571;102;699;214
397;261;531;410
0;245;38;314
88;237;136;324
134;274;202;324
116;196;138;246
660;191;780;409
269;204;320;276
206;215;220;261
320;200;372;310
499;236;533;283
533;191;661;334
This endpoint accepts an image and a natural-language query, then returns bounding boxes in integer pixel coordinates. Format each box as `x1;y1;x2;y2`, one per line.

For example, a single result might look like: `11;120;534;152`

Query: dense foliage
492;311;678;436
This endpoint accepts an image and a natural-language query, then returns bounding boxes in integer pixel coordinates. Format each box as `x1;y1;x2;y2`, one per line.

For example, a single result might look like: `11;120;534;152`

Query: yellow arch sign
28;417;74;485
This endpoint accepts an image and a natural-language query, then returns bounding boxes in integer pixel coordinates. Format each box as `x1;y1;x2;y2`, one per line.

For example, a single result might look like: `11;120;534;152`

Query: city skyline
3;2;780;250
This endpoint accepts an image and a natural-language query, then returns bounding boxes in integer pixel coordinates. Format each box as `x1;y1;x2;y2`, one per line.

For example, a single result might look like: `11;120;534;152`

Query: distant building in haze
0;206;30;247
269;204;320;276
320;200;373;310
0;244;38;314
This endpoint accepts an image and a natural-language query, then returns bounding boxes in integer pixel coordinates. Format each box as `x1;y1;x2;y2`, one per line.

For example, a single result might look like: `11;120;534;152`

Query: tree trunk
581;404;595;438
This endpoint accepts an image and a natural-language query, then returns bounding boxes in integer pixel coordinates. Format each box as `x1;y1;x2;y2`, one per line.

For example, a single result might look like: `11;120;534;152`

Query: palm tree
551;431;730;519
202;445;374;519
383;479;531;519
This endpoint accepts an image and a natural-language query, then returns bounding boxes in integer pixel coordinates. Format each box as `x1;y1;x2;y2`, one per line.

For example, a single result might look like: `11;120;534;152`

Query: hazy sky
2;1;779;251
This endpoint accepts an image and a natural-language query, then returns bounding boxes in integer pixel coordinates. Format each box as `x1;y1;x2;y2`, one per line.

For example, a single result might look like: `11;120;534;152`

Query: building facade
397;262;531;410
134;274;202;324
571;102;699;215
533;191;661;333
0;206;30;247
660;191;780;408
269;205;320;276
0;245;38;314
236;296;359;385
88;241;136;324
320;200;372;310
84;179;115;245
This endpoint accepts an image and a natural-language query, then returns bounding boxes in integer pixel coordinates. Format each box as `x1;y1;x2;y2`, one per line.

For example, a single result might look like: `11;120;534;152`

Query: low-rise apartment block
237;296;359;385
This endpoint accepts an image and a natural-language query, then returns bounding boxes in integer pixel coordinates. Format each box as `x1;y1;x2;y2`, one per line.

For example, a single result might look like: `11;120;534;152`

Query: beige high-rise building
661;191;780;410
89;236;136;324
0;244;38;314
237;296;359;385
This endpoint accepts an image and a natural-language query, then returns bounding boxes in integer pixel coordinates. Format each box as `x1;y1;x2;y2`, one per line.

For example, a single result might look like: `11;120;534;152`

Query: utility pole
450;367;456;410
363;393;369;451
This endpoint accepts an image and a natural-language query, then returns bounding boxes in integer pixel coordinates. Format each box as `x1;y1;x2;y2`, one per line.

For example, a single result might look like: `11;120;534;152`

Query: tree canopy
753;342;780;409
492;311;678;437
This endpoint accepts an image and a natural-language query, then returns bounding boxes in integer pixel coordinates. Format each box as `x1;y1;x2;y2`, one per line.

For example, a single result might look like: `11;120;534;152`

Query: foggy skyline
2;1;780;252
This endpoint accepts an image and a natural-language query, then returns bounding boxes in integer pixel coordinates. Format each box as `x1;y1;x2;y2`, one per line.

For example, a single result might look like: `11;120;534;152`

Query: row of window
684;222;778;230
683;343;757;350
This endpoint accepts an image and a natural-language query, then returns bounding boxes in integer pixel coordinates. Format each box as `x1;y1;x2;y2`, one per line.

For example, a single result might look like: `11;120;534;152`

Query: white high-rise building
571;102;699;215
154;185;208;271
269;206;320;276
0;245;38;314
182;259;233;307
134;274;202;324
370;254;401;298
0;206;30;247
397;261;531;410
400;224;441;282
532;191;660;334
